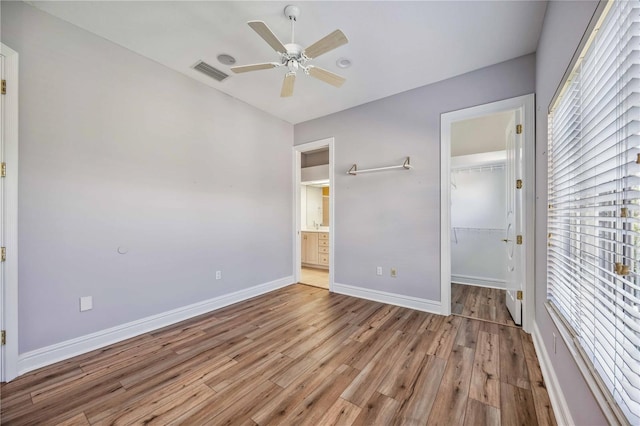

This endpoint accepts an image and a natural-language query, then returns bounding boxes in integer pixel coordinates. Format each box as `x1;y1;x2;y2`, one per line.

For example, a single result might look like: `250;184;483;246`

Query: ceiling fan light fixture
336;57;352;69
217;54;236;66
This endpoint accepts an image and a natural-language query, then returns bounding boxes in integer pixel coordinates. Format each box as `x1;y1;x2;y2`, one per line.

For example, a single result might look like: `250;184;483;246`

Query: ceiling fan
231;5;349;97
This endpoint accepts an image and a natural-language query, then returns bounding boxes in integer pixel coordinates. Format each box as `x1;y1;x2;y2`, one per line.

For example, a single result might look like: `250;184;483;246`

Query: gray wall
295;54;535;301
2;2;293;353
535;1;607;424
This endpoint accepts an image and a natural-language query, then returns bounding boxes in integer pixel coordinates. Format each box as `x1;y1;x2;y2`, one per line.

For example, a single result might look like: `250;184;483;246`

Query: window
547;1;640;424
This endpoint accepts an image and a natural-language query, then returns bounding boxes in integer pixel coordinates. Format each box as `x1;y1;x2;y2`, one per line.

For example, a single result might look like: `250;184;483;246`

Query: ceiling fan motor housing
283;43;306;72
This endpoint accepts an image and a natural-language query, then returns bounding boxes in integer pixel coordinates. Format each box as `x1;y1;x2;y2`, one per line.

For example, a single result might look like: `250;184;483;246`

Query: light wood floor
300;266;329;289
451;283;517;327
1;284;555;425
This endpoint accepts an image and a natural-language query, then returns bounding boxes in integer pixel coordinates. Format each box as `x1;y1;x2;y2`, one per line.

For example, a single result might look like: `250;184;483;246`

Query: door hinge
1;80;6;95
516;179;523;189
1;247;5;262
516;124;522;134
517;291;523;300
1;162;6;177
516;235;523;245
1;330;5;345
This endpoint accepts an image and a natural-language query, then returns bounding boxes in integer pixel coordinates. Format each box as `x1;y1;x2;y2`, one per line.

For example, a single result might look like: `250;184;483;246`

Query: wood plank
268;355;317;388
376;335;428;400
480;320;501;335
53;412;91;426
250;363;344;425
316;398;361;426
394;355;447;425
94;383;215;426
451;284;516;327
3;378;124;425
426;345;475;426
0;363;84;397
341;330;409;406
342;327;398;371
174;379;282;425
469;330;500;408
206;351;292;392
464;398;501;426
454;317;481;349
427;315;462;359
30;348;174;403
521;332;558;426
86;354;236;424
500;382;538;426
499;325;530;389
351;391;400;425
278;364;359;426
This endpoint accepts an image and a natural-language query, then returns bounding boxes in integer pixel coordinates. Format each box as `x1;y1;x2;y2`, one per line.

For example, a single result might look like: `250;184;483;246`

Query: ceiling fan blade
303;30;348;59
248;21;288;54
231;63;279;74
308;66;346;88
281;73;296;97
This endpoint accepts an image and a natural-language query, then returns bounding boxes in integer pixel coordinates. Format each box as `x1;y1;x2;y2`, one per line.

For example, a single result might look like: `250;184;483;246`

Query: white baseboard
451;274;506;289
333;282;441;315
532;322;574;426
17;276;293;377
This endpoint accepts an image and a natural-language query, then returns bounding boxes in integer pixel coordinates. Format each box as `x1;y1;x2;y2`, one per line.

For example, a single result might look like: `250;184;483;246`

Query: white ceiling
451;110;515;157
28;1;547;124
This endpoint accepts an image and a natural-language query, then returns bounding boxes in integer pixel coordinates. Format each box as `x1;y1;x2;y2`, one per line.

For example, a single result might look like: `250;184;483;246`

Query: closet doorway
450;111;517;325
440;95;534;331
294;138;335;291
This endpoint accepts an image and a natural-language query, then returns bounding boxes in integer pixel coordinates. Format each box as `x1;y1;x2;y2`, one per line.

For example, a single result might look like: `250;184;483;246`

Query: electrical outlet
80;296;93;312
216;270;222;280
376;266;382;276
390;268;397;278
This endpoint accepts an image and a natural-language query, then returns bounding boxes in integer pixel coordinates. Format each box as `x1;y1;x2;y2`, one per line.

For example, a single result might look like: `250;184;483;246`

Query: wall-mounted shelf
348;157;411;175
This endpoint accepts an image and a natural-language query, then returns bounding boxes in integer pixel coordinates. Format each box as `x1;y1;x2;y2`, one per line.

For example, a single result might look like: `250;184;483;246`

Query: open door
504;114;523;325
0;52;5;381
1;43;19;381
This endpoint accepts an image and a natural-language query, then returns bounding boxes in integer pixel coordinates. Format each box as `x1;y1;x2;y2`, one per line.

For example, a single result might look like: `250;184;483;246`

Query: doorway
449;110;517;324
294;138;334;291
440;94;534;332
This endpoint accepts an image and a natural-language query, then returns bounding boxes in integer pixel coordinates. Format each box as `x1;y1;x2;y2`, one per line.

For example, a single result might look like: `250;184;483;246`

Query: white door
505;114;523;325
0;54;5;380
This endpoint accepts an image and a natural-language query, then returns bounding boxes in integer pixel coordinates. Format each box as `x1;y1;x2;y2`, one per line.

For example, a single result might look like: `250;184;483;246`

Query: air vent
192;60;229;82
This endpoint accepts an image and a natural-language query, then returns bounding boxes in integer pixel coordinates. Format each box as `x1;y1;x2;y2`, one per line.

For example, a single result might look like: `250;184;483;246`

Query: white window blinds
547;1;640;424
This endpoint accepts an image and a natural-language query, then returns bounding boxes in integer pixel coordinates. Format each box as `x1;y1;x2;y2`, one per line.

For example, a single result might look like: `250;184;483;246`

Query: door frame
1;43;19;382
440;94;535;332
293;138;335;290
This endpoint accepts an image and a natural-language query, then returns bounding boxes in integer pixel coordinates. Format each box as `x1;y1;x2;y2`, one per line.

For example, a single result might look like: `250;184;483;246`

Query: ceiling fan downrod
284;5;300;44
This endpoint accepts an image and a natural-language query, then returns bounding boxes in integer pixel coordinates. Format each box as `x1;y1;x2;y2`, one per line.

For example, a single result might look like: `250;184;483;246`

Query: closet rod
348;157;411;175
